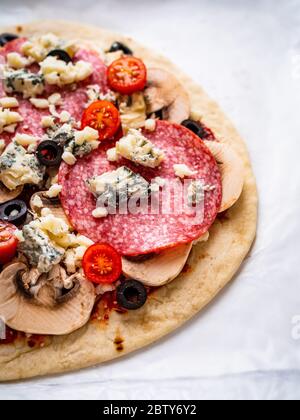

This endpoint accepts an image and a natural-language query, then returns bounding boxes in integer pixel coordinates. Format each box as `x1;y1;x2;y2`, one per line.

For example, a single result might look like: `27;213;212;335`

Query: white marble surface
0;0;300;400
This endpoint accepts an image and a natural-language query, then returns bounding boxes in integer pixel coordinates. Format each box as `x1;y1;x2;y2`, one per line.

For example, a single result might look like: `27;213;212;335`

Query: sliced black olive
181;119;215;140
46;49;72;64
0;199;27;226
36;141;63;167
181;119;205;137
124;253;156;263
0;33;19;47
108;41;133;56
116;280;147;310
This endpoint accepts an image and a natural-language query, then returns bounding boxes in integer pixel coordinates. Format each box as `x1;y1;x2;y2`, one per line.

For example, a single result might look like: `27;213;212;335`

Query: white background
0;0;300;400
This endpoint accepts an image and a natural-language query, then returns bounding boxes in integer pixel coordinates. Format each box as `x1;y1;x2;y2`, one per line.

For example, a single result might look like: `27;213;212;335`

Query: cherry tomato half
81;101;121;141
82;243;122;284
107;56;147;95
0;221;18;265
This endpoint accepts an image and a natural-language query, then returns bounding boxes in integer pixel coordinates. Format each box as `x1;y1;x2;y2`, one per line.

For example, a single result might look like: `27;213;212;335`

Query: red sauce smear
0;326;47;348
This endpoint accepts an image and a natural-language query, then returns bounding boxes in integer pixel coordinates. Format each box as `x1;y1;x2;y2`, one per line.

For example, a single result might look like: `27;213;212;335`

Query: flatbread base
0;21;257;381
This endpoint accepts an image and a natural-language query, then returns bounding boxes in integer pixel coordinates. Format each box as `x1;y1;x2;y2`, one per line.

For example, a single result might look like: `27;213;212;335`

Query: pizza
0;21;257;381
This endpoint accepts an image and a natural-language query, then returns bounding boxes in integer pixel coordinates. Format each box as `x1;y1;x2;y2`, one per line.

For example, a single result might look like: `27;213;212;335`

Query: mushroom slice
30;191;70;226
122;243;192;287
0;183;23;205
204;141;244;213
145;68;190;124
0;263;95;335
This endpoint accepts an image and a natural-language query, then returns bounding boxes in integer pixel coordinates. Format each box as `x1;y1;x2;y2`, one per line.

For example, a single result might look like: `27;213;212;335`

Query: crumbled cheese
21;33;76;63
144;119;156;131
187;180;215;206
3;124;17;134
63;238;93;274
92;207;109;218
6;52;31;69
31;194;43;208
119;93;147;131
41;115;55;128
62;151;77;165
39;213;70;237
87;166;149;209
0;142;45;190
29;98;49;109
10;209;19;217
45;183;62;198
0;108;23;134
106;147;119;162
0;97;19;108
13;133;39;147
18;222;65;273
116;129;164;168
40;56;93;86
59;111;71;123
174;164;197;179
64;126;99;158
76;235;94;247
40;208;52;217
49;104;59;118
3;69;45;98
85;84;116;107
47;92;62;105
74;126;99;145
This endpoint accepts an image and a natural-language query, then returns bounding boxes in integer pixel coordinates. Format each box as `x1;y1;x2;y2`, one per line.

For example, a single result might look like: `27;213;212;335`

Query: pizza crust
0;20;257;381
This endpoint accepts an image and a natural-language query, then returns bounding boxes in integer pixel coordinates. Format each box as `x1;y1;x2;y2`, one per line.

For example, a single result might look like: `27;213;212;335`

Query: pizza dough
0;20;257;381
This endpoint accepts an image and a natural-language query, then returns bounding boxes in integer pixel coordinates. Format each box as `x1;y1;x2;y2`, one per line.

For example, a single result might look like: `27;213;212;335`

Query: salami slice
59;121;222;256
0;38;108;145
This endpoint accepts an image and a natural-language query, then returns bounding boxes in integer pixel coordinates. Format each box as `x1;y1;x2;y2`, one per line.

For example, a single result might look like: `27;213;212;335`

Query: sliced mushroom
30;191;70;225
0;263;95;335
0;183;23;205
204;141;244;213
122;242;192;287
144;68;190;124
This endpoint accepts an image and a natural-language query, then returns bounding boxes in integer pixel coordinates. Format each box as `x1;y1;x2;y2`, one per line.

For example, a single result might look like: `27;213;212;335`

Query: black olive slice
181;119;204;137
124;253;156;263
46;49;72;63
108;41;133;56
116;280;147;310
181;119;215;140
0;199;27;226
36;141;63;167
0;33;19;47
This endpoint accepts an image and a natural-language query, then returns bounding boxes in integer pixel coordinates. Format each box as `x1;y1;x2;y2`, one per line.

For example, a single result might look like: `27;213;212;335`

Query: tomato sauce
0;326;48;348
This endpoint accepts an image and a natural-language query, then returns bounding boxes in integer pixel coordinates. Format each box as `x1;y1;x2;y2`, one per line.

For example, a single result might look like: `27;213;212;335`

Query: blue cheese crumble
87;166;149;211
19;223;65;273
0;142;45;190
115;129;164;168
3;69;45;98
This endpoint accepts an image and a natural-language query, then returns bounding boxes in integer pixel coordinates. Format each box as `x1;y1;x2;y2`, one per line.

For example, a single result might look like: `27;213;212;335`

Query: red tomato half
82;243;122;284
81;101;120;141
0;221;18;265
107;56;147;95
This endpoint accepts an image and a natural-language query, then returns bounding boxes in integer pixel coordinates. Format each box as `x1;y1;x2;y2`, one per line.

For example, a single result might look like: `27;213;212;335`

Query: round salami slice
59;121;222;256
0;38;108;145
